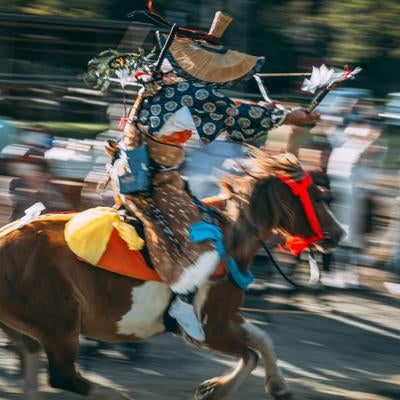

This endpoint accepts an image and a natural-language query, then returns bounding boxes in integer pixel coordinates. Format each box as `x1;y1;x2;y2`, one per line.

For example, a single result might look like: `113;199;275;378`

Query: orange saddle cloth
95;228;163;281
95;228;225;281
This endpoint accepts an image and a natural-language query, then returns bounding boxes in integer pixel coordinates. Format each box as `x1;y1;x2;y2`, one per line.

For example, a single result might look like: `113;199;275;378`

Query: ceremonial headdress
157;11;265;87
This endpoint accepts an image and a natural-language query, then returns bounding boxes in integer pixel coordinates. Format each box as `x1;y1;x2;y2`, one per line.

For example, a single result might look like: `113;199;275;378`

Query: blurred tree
0;0;108;18
257;0;400;94
1;0;399;94
2;0;400;62
263;0;400;64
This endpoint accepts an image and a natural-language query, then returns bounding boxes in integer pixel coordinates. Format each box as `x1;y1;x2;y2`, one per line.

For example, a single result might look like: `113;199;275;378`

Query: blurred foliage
18;121;109;139
0;0;108;18
3;0;400;63
1;0;400;96
263;0;400;63
84;48;156;91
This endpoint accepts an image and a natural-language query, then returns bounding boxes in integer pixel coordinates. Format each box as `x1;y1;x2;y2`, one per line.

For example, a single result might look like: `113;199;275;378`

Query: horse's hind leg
242;320;291;399
1;323;42;400
0;290;90;394
42;332;91;395
23;348;41;400
39;330;131;400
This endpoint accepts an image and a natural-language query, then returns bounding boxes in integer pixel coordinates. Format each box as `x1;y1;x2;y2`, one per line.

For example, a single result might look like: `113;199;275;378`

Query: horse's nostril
322;230;343;245
322;231;332;241
338;226;347;242
333;227;346;244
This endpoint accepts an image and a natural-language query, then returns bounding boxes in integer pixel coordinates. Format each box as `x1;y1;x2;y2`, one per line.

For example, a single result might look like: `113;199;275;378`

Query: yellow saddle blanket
64;207;144;265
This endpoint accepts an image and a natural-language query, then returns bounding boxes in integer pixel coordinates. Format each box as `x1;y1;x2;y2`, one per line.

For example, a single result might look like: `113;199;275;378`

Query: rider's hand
258;100;285;111
283;108;320;126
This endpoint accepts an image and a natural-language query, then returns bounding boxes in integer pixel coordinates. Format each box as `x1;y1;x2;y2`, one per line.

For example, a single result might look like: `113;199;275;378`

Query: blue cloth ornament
118;145;150;194
189;221;254;290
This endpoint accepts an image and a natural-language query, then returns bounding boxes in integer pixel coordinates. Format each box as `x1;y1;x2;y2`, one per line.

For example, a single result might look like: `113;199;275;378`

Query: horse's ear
105;140;119;158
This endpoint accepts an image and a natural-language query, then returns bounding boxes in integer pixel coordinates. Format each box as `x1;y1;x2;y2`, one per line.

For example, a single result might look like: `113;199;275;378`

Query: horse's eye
310;186;323;203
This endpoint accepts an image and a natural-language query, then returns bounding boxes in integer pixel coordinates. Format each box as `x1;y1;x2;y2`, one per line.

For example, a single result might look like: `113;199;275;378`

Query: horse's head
221;149;344;256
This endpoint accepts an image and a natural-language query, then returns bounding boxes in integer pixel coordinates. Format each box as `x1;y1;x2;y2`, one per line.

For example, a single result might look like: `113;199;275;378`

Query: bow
254;64;362;113
302;64;362;112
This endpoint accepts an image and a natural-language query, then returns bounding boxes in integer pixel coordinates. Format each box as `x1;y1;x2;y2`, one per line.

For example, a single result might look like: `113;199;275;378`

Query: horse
0;149;343;400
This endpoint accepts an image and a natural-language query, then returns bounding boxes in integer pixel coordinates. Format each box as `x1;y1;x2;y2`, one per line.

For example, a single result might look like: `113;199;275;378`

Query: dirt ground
0;267;399;400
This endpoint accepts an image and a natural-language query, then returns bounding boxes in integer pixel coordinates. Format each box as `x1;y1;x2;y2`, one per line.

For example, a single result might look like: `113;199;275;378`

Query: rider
111;11;319;341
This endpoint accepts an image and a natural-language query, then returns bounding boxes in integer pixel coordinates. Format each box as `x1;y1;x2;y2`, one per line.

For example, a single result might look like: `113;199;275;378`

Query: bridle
276;171;325;256
235;167;325;256
232;168;326;288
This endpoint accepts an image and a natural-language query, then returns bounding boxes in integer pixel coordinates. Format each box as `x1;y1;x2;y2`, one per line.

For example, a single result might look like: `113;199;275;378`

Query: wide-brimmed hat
157;11;265;87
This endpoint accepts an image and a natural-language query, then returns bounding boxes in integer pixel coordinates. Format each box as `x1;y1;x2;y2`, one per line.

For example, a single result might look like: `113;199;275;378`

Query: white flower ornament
115;69;136;89
302;65;362;94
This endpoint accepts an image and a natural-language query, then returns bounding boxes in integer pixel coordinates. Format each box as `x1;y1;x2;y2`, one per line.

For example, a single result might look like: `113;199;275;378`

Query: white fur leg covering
170;250;220;294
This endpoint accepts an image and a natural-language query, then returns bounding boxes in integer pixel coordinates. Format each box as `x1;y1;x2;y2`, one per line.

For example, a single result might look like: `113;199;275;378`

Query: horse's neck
222;199;269;271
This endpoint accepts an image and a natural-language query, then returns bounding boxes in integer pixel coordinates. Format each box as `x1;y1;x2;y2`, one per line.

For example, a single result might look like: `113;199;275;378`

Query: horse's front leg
194;348;258;400
193;319;258;400
242;320;291;399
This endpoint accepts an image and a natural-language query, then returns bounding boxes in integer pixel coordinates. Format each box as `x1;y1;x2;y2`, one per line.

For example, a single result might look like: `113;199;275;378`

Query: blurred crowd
263;89;400;289
0;118;115;224
1;87;400;291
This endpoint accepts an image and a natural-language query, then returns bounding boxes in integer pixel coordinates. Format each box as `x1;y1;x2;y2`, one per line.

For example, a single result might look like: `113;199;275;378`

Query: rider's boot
168;292;205;341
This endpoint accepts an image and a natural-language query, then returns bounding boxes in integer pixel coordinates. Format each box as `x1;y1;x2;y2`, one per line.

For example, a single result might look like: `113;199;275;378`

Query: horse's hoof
193;379;219;400
271;388;293;400
24;393;42;400
267;378;292;400
88;383;136;399
49;373;91;395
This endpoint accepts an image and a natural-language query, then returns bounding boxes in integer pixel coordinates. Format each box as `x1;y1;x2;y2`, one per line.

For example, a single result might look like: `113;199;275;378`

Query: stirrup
168;296;205;342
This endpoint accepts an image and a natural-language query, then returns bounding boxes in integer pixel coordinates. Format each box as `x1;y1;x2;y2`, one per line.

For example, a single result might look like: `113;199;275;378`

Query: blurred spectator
386;194;400;275
4;124;75;220
0;117;18;152
380;109;400;279
8;155;74;220
326;116;382;287
0;117;19;176
19;124;52;156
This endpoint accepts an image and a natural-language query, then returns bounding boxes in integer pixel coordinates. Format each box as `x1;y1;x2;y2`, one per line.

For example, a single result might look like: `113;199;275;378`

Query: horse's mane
219;147;306;243
219;146;305;193
236;146;304;181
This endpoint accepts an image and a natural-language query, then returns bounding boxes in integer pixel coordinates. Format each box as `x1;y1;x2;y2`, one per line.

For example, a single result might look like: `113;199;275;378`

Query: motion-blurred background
0;0;400;282
1;3;400;400
0;0;400;286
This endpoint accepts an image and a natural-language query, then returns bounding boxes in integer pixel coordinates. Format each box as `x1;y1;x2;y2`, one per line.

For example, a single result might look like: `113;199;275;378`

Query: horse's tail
0;219;24;239
0;213;74;241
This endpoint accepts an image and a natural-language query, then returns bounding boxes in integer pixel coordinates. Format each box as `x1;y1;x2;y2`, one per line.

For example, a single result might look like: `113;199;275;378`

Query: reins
228;188;298;288
258;237;298;288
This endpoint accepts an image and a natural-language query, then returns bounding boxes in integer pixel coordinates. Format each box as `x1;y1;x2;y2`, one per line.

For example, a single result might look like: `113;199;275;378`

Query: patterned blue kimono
138;81;287;144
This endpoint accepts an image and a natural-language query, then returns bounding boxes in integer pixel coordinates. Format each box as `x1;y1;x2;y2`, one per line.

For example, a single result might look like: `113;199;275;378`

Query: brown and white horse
0;150;343;400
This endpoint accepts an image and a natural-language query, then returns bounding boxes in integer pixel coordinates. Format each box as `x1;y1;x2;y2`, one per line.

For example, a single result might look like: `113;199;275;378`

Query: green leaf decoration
83;47;157;91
